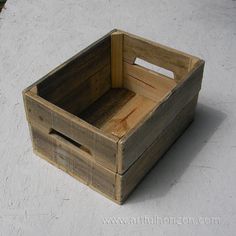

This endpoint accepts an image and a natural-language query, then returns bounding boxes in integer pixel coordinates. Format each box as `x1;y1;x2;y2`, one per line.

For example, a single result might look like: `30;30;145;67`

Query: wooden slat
116;94;198;202
23;30;117;95
79;88;156;138
56;64;111;115
100;93;156;138
24;91;119;172
117;61;205;174
123;62;177;102
111;32;123;87
123;32;192;81
79;88;136;127
31;126;117;198
37;33;111;104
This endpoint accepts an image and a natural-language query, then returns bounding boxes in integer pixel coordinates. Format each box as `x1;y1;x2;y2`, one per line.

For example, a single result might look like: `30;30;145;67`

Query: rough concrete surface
0;0;236;235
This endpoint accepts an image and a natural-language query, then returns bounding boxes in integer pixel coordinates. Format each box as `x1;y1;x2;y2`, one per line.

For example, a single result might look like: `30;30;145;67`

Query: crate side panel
57;64;111;115
38;34;111;110
31;126;116;198
118;62;204;174
117;94;198;202
123;33;191;81
123;61;177;102
24;92;118;172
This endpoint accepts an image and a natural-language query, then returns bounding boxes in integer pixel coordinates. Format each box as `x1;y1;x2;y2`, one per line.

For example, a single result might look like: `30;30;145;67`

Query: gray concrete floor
0;0;236;235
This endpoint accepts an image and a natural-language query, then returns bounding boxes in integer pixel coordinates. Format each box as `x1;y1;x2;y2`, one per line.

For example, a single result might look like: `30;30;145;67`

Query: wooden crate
23;29;205;204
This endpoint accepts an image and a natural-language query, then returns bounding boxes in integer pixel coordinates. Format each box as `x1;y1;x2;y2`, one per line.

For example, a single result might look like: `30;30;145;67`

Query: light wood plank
123;62;177;102
117;61;205;174
122;32;194;81
111;32;123;87
79;88;156;138
116;94;198;202
100;94;156;138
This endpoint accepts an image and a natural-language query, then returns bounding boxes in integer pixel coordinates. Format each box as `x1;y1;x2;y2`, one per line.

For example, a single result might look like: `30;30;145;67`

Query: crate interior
35;32;199;139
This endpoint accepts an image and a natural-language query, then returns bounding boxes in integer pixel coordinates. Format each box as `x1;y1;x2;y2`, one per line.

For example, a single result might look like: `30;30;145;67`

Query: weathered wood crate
23;29;204;204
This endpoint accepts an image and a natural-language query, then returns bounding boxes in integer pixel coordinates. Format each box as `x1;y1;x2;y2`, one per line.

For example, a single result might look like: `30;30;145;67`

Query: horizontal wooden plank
38;35;111;104
117;94;198;202
79;88;156;138
24;91;119;172
123;32;193;81
117;61;205;174
79;88;136;127
100;93;156;138
56;64;111;115
22;30;117;95
123;62;177;102
31;125;116;198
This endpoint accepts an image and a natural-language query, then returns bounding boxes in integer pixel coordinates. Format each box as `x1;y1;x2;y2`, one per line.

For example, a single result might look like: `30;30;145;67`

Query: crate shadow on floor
126;103;226;204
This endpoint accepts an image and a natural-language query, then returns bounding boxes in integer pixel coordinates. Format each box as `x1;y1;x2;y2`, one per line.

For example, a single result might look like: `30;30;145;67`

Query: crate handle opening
49;128;92;155
134;58;174;79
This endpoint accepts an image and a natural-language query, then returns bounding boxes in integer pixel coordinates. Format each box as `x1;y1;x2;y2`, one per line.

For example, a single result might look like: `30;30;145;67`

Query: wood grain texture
79;88;135;127
56;64;111;115
29;93;199;204
116;94;199;202
117;61;205;174
38;35;111;104
22;29;205;204
111;32;123;87
79;88;156;138
31;125;117;199
22;30;117;95
122;31;197;81
99;93;155;138
123;62;177;102
24;91;119;172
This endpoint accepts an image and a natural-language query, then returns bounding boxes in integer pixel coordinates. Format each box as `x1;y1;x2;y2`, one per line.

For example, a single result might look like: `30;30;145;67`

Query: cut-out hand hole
49;129;91;155
134;58;174;79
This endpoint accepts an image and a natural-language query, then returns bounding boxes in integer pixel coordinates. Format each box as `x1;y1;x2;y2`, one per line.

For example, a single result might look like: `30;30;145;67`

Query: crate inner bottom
78;88;157;138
